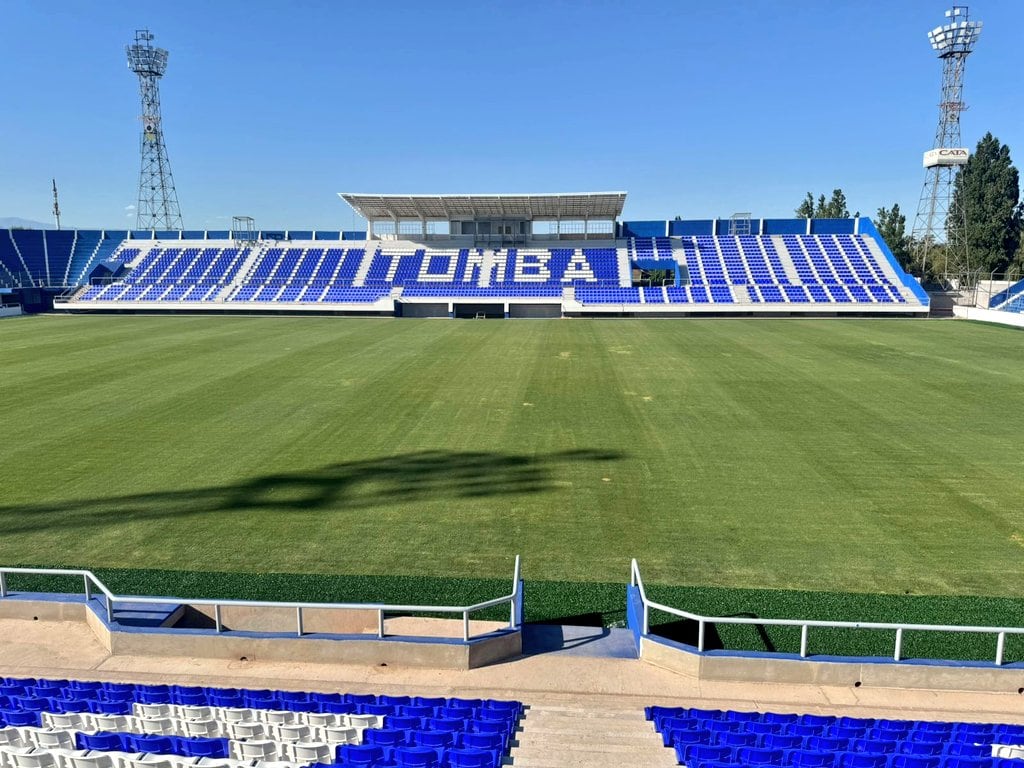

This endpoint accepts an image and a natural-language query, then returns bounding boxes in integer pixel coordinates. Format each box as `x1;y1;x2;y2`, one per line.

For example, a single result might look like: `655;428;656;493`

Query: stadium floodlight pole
127;29;183;231
910;6;981;285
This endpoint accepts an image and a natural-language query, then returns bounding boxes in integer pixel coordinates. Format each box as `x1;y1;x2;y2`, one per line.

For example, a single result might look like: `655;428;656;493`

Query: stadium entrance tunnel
454;303;505;319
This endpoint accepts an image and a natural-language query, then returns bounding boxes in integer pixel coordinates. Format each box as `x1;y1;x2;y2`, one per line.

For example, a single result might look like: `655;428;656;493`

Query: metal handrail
0;557;521;644
630;559;1022;666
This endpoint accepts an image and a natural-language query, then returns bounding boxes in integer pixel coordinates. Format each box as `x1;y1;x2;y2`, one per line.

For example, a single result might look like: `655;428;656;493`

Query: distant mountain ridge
0;217;56;229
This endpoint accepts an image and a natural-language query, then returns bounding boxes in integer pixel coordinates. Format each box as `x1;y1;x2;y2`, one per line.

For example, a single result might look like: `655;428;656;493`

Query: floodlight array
928;7;981;55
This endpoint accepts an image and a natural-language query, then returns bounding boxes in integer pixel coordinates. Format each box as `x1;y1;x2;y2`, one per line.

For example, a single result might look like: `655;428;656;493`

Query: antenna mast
126;29;183;230
52;179;61;230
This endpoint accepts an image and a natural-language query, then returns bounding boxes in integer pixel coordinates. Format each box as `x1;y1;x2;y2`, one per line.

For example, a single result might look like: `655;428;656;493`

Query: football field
3;314;1023;605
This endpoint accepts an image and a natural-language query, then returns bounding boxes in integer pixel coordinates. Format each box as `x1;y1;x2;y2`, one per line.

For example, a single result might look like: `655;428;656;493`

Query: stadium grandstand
0;193;928;317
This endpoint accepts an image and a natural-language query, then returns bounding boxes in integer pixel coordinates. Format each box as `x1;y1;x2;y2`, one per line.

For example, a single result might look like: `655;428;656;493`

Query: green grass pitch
2;314;1024;658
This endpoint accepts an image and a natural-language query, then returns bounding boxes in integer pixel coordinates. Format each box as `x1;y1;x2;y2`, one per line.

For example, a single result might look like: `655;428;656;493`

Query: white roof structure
339;192;627;222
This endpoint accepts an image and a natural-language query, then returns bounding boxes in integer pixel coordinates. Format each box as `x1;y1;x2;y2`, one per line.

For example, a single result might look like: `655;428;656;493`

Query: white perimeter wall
953;305;1024;328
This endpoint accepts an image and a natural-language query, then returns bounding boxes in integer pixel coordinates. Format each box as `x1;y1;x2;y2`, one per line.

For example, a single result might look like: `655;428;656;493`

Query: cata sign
923;148;969;168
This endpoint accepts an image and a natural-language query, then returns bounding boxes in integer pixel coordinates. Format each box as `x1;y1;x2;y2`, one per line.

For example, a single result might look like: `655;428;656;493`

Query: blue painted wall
315;231;341;240
621;220;668;238
810;219;856;235
669;219;713;236
762;219;806;235
342;230;368;241
626;584;644;652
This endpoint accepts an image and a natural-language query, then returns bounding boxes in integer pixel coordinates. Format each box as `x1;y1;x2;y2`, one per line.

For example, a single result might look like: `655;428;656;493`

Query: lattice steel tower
911;6;981;280
127;29;183;230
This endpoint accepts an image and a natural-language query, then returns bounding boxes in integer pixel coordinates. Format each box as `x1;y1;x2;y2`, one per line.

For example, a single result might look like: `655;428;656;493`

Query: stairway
212;245;266;301
510;702;676;768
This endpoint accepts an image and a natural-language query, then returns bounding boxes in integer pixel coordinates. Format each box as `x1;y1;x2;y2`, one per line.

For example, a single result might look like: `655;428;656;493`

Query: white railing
630;559;1024;666
0;557;522;644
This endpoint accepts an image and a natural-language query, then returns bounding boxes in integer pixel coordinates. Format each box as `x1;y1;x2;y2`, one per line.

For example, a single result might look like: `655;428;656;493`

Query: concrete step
512;704;674;768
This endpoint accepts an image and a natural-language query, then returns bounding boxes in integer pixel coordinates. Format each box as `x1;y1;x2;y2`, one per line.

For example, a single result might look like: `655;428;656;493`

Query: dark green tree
795;189;851;219
951;132;1022;274
796;193;816;219
875;203;912;271
820;189;850;219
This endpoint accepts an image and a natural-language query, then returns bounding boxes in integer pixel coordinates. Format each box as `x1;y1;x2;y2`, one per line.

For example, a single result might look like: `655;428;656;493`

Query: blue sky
1;0;1021;230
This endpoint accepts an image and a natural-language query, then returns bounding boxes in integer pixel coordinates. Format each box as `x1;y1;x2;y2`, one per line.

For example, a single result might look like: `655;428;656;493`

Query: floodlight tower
127;29;183;230
911;6;981;282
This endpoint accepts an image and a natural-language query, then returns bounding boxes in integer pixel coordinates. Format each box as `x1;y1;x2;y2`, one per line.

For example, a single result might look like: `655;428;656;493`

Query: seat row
646;707;1024;768
0;681;520;720
674;746;1021;768
645;708;1024;739
333;742;501;767
2;718;508;768
0;742;498;768
654;718;1024;748
0;744;299;768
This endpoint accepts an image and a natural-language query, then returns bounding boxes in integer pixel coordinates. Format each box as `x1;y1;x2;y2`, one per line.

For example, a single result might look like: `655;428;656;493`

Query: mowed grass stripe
1;316;1023;603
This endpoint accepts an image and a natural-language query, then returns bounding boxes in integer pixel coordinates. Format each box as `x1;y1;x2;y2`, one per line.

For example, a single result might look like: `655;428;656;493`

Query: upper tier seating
0;676;522;768
645;706;1024;768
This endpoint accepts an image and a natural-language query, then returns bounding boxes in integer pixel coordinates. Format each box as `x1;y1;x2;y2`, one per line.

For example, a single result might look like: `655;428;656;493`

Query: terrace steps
510;703;674;768
216;245;267;300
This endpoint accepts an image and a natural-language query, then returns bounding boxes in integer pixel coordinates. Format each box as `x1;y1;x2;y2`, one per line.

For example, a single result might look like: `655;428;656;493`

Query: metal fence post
84;575;92;602
105;594;113;623
698;620;706;652
0;572;7;598
377;610;384;638
800;625;809;658
463;610;470;642
296;607;303;637
996;631;1006;666
214;605;222;633
894;628;904;661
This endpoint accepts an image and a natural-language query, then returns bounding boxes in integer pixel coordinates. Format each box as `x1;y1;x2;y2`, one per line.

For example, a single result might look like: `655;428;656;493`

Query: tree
796;193;816;219
795;189;851;219
951;132;1022;275
875;203;912;271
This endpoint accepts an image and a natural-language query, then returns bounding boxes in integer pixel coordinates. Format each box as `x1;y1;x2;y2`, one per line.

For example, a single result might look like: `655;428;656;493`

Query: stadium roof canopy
339;192;627;222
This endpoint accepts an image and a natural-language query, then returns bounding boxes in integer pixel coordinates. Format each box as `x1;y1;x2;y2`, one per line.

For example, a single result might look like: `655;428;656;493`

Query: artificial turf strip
2;315;1024;656
4;567;1024;663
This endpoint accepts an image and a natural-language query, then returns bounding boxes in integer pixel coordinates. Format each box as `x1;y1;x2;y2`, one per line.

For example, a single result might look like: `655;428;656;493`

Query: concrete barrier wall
640;636;1024;693
0;599;521;670
953;305;1024;328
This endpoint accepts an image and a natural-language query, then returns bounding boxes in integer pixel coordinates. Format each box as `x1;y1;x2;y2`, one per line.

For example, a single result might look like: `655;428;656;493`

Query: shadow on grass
650;613;777;653
0;448;623;534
